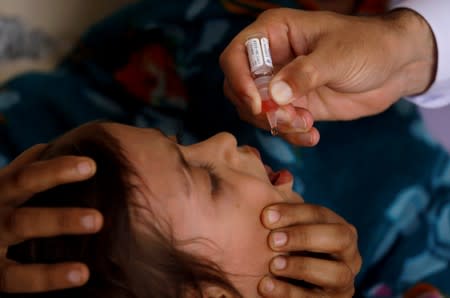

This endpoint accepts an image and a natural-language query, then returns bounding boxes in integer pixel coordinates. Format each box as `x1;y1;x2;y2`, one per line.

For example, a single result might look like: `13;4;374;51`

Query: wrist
382;9;437;96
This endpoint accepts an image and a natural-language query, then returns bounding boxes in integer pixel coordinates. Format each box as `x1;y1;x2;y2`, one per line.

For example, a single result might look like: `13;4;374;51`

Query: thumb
270;52;333;105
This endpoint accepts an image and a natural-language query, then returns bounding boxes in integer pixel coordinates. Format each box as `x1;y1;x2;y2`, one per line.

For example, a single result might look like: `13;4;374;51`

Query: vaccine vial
246;33;279;135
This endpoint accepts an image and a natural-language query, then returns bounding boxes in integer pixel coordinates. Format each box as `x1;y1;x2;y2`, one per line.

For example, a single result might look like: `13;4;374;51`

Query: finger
279;127;320;147
2;208;103;245
269;255;355;291
220;38;262;114
226;77;319;140
259;275;329;298
224;79;269;129
270;52;333;105
2;144;47;173
274;105;314;133
268;223;357;255
262;203;346;229
224;78;255;114
0;262;89;293
1;156;96;206
342;245;363;276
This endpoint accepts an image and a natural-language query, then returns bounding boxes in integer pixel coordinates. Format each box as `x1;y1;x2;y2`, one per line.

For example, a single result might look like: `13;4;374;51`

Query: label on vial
246;37;273;73
261;38;273;68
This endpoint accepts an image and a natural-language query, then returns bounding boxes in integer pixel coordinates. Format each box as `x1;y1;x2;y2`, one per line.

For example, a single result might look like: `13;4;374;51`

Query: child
6;121;359;297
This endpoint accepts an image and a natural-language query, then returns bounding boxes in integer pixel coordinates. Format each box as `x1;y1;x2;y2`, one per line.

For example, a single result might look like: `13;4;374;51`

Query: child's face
104;123;302;297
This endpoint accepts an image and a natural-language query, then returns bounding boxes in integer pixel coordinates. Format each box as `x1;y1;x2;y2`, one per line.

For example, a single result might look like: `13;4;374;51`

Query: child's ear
202;285;233;298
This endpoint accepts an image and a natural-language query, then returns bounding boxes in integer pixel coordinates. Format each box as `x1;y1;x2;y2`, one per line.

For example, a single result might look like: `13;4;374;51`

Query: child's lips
265;165;293;185
244;146;293;185
273;169;293;185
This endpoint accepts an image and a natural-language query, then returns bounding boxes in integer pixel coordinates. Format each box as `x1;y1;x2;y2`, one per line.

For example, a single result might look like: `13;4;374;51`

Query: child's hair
7;123;241;298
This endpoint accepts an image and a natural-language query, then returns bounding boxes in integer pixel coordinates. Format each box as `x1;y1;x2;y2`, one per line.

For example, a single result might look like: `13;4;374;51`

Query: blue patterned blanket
1;1;449;296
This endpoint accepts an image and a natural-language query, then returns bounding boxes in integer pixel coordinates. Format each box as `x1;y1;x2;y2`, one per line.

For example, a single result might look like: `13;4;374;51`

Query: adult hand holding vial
221;7;436;147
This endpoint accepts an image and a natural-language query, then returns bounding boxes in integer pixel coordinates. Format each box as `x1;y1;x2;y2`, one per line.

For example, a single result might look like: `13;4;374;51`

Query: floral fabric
0;1;448;296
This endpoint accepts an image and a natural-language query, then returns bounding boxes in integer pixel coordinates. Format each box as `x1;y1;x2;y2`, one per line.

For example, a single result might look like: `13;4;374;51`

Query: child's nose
205;132;239;162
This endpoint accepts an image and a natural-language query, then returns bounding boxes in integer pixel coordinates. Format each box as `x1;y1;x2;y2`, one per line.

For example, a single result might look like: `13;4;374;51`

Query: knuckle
259;7;288;21
257;8;274;20
29;272;50;292
235;87;252;105
11;168;34;195
290;228;308;248
7;211;29;240
293;257;308;273
42;269;58;292
335;223;357;251
354;253;363;273
344;224;358;247
277;280;294;298
312;205;328;221
57;212;71;231
223;84;234;103
299;62;320;87
347;223;358;239
335;267;354;287
303;204;328;223
346;286;356;297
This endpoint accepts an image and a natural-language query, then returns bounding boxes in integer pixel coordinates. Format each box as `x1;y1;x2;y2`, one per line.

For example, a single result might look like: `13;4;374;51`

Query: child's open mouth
245;145;293;186
265;165;292;185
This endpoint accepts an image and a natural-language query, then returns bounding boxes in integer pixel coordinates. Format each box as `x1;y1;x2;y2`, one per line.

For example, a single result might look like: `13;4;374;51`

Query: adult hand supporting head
0;144;102;293
258;202;362;298
221;8;436;146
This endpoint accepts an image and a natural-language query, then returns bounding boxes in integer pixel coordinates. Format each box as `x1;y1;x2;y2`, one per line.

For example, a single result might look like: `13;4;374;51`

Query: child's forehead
49;121;106;147
107;126;172;157
102;122;164;141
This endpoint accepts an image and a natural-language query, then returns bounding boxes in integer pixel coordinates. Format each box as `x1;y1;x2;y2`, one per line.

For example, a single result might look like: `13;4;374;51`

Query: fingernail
272;256;287;270
292;130;319;146
272;232;287;247
81;215;96;230
310;134;316;145
261;276;275;293
291;116;307;130
271;81;293;105
67;270;82;284
266;209;280;224
310;131;319;146
77;161;92;175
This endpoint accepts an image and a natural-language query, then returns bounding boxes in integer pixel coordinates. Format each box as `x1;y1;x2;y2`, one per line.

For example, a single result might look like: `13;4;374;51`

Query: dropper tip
265;110;278;136
270;127;279;136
